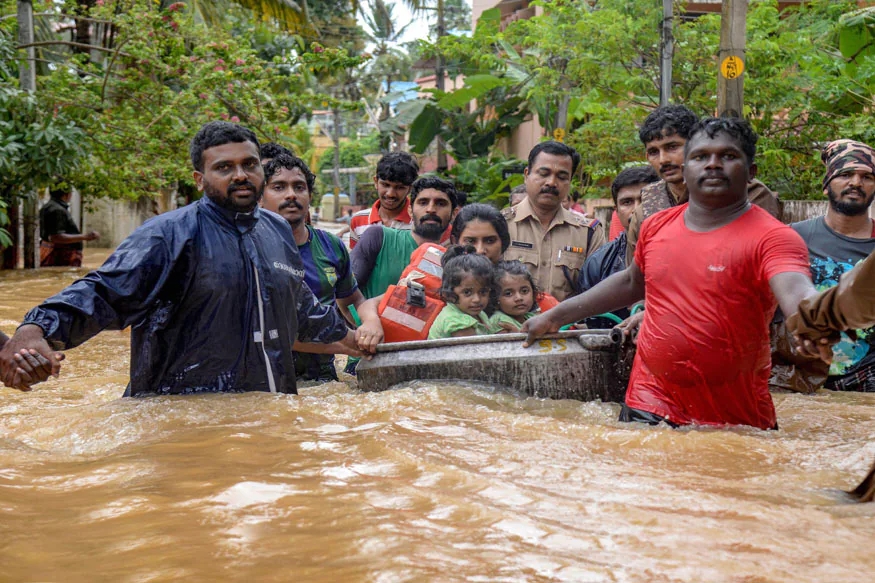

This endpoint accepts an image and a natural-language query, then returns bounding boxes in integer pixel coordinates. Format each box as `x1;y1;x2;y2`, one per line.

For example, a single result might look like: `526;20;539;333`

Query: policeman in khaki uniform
502;141;605;301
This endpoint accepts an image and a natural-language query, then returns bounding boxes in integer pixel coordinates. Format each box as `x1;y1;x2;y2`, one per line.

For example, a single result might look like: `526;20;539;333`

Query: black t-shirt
39;197;82;250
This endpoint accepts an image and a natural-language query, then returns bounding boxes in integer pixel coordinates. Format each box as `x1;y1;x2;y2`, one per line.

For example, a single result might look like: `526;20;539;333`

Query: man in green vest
345;177;458;374
351;176;459;301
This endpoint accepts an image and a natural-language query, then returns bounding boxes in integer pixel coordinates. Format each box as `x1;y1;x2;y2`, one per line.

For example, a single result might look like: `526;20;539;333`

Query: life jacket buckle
406;281;427;308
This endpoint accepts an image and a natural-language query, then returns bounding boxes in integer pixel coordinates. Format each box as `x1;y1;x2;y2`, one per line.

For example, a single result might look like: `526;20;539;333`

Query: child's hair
494;260;539;313
439;245;496;309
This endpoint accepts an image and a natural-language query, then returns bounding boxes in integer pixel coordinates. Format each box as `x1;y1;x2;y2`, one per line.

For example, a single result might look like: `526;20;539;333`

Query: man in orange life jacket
348;177;459;363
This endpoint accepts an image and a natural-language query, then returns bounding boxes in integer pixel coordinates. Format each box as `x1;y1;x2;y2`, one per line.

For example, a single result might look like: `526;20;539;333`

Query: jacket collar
201;196;260;234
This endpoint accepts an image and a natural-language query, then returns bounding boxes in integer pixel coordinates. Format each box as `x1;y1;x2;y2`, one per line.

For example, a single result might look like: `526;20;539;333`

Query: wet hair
450;203;510;254
638;105;699;145
439;245;496;309
410;176;459;209
610;166;659;205
494;260;539;313
528;141;581;175
190;122;260;172
263;152;316;195
260;142;293;161
685;116;758;167
376;151;419;185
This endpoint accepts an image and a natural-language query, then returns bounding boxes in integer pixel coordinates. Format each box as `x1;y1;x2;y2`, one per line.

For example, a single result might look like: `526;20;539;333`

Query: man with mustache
625;105;781;265
0;122;358;394
502;141;605;301
779;139;875;393
523;118;818;430
260;152;373;382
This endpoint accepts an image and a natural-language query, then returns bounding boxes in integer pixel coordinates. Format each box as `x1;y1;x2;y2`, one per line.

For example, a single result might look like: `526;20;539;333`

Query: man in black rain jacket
0;122;358;395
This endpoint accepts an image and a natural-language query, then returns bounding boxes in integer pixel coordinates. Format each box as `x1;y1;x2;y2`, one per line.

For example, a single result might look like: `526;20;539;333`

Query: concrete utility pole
717;0;748;118
17;0;38;269
659;0;673;106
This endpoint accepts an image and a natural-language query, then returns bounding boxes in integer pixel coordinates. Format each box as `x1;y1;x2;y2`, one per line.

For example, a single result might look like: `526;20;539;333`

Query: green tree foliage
0;30;86;247
1;0;362;207
391;10;528;163
428;0;874;200
31;1;321;201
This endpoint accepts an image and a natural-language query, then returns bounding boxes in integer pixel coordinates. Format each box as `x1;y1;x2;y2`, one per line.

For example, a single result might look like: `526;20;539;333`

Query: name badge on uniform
510;240;534;249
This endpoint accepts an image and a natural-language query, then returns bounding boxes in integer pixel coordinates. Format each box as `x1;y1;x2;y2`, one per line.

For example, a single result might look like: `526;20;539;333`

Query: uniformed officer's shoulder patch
501;206;517;219
568;211;598;229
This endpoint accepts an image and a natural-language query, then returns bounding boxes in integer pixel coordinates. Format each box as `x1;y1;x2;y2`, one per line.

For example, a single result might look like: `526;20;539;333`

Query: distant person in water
523;117;818;430
39;188;100;267
0;122;364;395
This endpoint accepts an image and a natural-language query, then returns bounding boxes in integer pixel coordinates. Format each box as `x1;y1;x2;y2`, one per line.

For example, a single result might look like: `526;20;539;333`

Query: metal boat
356;329;630;402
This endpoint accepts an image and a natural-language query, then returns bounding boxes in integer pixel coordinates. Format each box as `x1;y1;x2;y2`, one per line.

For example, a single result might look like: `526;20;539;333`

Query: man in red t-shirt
523;117;817;430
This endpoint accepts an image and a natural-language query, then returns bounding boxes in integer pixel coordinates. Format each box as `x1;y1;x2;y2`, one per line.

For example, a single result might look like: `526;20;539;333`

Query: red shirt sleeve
633;213;656;275
757;224;811;282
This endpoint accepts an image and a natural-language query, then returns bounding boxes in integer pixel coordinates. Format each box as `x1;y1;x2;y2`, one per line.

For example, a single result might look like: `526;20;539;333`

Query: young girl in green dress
490;260;539;333
428;246;496;339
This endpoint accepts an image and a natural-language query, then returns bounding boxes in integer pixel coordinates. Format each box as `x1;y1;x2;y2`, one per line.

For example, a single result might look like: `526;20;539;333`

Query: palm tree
360;0;413;129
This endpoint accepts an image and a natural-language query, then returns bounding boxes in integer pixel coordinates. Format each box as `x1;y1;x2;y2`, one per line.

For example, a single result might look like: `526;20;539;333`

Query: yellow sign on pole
553;128;565;143
720;56;745;80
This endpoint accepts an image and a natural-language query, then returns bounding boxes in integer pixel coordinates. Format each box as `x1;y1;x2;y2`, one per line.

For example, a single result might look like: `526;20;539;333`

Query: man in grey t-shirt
790;139;875;392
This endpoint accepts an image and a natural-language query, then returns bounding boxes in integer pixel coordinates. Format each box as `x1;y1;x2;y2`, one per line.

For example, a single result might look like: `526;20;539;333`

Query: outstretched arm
1;224;186;390
522;261;646;346
785;254;875;362
769;271;826;361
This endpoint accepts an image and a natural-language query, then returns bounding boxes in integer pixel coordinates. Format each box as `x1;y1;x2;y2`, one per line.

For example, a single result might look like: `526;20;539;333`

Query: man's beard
828;183;875;217
413;214;446;240
204;180;263;212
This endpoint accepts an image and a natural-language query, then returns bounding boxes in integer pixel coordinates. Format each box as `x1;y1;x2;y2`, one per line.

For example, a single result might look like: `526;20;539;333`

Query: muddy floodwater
2;253;875;582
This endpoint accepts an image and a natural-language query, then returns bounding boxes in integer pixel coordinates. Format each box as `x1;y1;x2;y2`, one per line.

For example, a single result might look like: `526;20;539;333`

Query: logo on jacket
274;261;305;278
707;264;726;272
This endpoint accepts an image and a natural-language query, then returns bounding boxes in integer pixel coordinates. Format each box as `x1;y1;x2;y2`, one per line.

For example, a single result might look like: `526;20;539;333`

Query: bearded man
784;139;875;392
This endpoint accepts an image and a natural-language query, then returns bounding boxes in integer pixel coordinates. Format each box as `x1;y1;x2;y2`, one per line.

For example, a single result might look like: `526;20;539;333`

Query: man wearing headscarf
774;139;875;393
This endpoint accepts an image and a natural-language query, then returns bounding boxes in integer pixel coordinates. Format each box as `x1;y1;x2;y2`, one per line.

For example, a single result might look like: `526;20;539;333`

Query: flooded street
2;254;875;582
